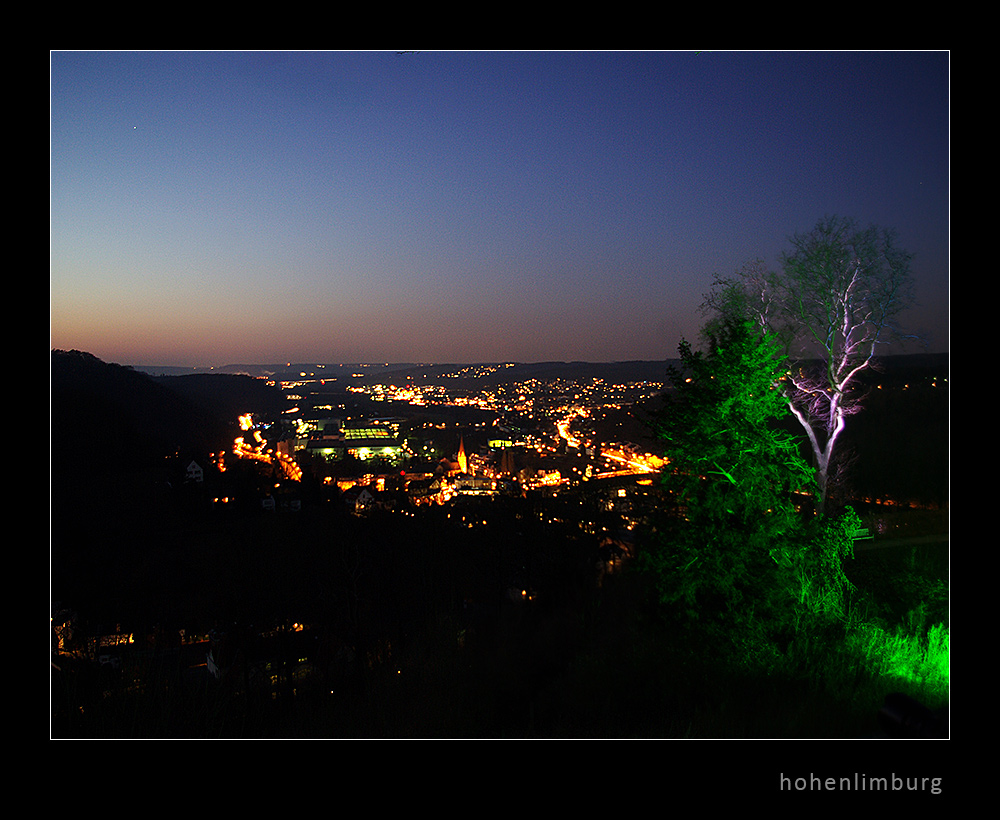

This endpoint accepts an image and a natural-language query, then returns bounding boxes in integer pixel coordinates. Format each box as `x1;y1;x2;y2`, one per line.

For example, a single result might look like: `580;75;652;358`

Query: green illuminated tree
706;217;917;514
645;315;816;625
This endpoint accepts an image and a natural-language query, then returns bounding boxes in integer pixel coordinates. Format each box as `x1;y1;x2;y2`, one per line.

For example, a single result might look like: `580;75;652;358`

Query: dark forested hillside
51;350;282;477
52;350;219;475
50;350;287;621
152;372;287;422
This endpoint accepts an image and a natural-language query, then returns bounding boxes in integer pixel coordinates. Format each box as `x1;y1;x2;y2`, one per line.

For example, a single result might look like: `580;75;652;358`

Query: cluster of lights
347;383;427;404
232;413;303;482
438;363;516;379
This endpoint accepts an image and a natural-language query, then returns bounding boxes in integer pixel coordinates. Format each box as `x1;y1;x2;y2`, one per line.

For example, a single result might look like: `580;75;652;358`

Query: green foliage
785;507;859;622
644;316;816;626
657;316;815;514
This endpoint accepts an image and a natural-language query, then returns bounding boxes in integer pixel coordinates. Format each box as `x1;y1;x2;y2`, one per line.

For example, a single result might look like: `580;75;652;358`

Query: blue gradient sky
50;50;949;366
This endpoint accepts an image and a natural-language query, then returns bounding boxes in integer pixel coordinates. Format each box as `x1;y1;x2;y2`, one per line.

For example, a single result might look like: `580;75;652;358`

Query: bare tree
702;258;777;340
705;216;918;514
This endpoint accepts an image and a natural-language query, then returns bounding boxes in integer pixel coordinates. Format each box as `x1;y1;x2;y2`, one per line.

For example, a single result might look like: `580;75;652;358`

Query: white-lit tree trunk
704;217;917;515
780;217;916;513
784;369;850;516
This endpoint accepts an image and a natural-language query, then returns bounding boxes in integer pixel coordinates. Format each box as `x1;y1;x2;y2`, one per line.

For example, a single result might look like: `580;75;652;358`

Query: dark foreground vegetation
50;350;948;738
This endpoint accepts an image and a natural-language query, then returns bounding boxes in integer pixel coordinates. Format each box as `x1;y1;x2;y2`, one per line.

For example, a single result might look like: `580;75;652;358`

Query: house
343;487;375;515
185;460;204;483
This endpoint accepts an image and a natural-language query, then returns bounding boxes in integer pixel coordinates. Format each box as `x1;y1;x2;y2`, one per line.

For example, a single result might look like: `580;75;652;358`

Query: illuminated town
213;362;669;514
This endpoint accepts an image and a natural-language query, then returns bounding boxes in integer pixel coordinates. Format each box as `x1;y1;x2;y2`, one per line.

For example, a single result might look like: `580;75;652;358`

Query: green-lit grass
844;619;949;705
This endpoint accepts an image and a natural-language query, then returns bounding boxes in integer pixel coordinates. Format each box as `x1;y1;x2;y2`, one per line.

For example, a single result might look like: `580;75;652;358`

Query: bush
784;507;859;623
644;316;818;631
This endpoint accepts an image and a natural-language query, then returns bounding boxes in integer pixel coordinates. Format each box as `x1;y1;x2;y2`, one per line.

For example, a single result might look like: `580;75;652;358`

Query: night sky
50;50;949;366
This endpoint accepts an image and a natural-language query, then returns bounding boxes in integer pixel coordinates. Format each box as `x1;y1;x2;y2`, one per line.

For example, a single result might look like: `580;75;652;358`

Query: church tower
457;436;468;474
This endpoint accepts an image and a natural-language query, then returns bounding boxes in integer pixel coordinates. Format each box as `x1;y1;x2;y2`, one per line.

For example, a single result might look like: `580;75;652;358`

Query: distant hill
133;360;681;387
494;360;675;385
132;352;945;387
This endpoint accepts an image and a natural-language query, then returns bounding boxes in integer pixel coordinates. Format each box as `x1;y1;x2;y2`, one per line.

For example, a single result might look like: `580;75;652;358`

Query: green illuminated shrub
645;317;816;628
784;508;859;622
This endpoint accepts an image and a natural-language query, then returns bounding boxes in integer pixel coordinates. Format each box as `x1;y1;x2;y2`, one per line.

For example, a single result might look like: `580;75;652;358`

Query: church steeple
457;436;467;474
